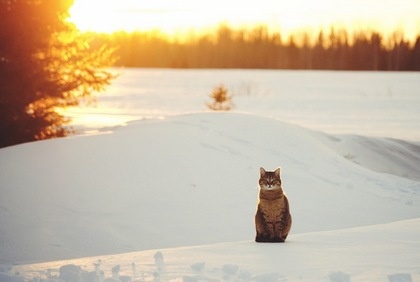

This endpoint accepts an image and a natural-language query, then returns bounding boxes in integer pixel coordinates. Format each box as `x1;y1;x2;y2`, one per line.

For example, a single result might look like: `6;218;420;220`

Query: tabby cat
255;167;292;242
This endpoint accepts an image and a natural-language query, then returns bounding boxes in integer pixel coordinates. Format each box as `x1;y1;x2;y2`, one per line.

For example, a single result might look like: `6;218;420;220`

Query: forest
89;25;420;71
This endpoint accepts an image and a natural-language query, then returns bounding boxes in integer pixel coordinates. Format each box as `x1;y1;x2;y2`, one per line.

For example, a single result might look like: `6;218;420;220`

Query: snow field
1;112;419;281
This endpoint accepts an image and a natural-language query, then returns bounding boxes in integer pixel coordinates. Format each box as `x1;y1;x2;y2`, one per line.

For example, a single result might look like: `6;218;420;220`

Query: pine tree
206;84;234;111
0;0;115;147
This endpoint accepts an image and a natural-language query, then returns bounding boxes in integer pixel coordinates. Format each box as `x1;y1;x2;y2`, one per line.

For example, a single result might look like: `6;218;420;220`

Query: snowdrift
12;219;420;281
1;112;419;281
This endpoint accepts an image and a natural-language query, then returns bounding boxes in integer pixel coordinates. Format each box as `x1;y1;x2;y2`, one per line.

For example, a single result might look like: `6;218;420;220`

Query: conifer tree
0;0;115;147
207;84;234;111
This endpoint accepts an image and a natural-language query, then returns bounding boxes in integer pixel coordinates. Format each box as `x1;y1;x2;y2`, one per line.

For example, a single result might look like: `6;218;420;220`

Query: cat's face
259;167;282;191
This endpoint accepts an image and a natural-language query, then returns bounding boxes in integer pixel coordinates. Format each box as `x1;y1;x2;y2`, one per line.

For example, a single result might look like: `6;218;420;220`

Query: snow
9;219;420;281
64;69;420;142
1;111;420;281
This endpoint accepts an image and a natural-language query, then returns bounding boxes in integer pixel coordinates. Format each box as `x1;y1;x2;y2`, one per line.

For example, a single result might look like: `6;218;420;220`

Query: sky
69;0;420;41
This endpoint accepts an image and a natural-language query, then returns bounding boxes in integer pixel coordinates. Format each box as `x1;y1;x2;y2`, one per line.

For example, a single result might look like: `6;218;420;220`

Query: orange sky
69;0;420;41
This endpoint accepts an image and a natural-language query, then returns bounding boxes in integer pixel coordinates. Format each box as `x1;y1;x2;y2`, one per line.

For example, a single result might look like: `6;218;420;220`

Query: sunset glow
69;0;420;40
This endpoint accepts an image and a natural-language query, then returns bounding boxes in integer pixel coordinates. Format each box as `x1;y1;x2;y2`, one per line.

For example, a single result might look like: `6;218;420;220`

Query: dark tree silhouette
0;0;115;148
88;25;420;71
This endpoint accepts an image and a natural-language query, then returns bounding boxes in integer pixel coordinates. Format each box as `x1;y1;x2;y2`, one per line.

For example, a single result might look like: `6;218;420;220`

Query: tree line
89;25;420;71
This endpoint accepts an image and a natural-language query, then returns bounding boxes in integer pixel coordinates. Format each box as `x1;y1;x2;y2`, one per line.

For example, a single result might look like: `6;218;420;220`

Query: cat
255;167;292;242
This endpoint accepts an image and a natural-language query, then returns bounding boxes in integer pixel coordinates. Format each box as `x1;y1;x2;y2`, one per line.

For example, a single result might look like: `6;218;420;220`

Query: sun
69;1;136;33
69;0;229;35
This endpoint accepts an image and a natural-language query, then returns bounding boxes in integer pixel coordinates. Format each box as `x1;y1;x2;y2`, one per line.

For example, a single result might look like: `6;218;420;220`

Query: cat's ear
259;167;266;176
274;167;281;178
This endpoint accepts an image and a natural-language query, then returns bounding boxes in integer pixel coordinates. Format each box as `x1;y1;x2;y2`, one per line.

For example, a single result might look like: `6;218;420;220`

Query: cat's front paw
255;233;275;242
255;235;264;242
255;234;268;242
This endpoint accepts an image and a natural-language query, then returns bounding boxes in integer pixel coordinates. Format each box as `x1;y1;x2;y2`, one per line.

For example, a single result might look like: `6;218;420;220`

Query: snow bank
318;133;420;181
12;218;420;281
1;112;419;280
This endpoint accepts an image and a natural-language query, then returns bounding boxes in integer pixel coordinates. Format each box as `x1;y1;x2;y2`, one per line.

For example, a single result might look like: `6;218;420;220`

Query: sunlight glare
69;0;420;41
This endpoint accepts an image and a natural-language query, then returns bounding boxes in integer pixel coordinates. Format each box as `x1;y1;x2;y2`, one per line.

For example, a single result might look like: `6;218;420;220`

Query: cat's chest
259;197;287;217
